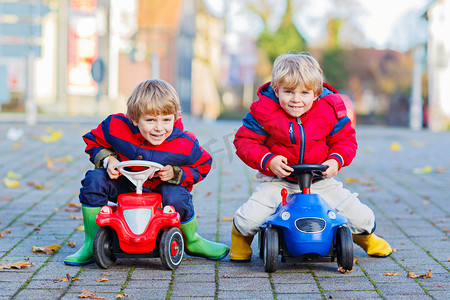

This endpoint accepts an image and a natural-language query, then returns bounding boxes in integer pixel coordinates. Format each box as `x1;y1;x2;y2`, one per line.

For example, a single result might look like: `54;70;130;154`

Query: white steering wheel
115;160;164;194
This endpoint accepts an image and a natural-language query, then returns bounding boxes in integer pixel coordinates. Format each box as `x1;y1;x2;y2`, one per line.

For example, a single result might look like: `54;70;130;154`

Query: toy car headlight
100;206;112;214
123;209;151;235
295;217;326;233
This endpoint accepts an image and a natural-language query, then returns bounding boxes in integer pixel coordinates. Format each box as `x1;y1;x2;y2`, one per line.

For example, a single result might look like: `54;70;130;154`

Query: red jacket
234;82;357;178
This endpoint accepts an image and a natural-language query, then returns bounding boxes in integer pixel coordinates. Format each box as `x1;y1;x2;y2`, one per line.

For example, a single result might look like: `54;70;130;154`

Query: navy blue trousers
79;168;194;222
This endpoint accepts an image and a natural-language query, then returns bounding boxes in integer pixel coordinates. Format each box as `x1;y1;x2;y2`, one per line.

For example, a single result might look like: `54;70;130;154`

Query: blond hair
126;79;181;122
271;53;323;96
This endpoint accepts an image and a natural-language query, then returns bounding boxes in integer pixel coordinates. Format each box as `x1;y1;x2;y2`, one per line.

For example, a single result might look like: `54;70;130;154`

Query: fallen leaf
75;225;84;231
27;181;51;190
221;217;233;222
337;266;353;274
0;230;12;238
6;171;22;179
70;214;83;220
3;178;20;188
79;289;97;299
115;294;128;299
345;177;360;183
100;273;111;276
447;257;450;262
55;273;81;282
363;181;375;186
443;229;450;233
384;272;402;276
436;167;445;173
38;131;63;143
24;222;35;226
34;226;41;231
0;196;13;201
390;142;402;151
11;140;23;151
392;248;398;253
0;260;34;269
408;270;432;279
413;165;432;174
96;277;109;282
422;200;430;205
68;202;82;208
32;244;62;254
68;241;76;248
204;192;211;197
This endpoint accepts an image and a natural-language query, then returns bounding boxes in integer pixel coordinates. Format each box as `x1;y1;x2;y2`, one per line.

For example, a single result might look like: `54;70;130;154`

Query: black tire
263;227;279;273
93;226;117;269
258;230;265;259
336;226;353;270
159;227;184;270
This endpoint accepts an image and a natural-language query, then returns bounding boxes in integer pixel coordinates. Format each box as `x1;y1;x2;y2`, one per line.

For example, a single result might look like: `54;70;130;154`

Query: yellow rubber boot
230;223;254;262
352;233;392;257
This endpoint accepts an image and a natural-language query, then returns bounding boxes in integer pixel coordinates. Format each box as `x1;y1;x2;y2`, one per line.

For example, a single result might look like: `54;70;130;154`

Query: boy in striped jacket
64;79;229;265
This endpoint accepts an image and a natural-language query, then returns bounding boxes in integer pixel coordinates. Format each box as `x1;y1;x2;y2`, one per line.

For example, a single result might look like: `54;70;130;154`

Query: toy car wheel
159;227;184;270
258;230;265;259
93;226;117;269
336;226;353;270
263;226;279;273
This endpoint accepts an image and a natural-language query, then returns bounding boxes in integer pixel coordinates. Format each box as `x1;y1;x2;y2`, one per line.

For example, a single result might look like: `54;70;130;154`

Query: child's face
275;85;317;118
133;114;175;145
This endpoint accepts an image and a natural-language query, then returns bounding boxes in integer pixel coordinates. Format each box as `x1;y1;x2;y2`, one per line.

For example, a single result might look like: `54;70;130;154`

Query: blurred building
426;0;450;131
0;0;231;120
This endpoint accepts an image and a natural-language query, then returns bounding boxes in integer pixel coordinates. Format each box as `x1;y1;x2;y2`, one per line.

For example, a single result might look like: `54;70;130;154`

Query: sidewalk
1;116;450;299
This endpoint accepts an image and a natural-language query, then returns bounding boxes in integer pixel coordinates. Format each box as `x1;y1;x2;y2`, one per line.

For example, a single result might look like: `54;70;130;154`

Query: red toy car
92;160;184;270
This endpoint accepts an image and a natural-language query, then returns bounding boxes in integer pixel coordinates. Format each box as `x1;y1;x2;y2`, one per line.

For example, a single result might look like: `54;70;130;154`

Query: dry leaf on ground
384;272;402;276
115;294;128;299
3;178;20;188
408;270;432;279
32;244;62;254
55;273;81;281
337;266;353;274
221;217;233;222
79;289;105;299
96;277;109;282
0;261;34;269
0;230;12;238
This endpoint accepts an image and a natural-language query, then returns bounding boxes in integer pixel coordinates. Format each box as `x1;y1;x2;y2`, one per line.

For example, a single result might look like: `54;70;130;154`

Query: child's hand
156;165;175;181
107;156;121;179
322;159;339;178
269;155;294;178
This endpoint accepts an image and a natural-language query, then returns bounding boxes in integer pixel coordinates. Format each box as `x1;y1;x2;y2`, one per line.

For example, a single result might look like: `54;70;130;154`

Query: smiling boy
230;52;392;261
64;79;229;266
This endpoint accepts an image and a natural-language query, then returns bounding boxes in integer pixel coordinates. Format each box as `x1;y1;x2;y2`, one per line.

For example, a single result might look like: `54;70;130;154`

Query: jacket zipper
288;122;296;144
297;117;305;164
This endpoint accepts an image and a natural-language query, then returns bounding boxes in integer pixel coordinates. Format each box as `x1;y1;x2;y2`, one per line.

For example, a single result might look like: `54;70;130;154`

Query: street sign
91;58;106;84
0;65;9;106
0;23;42;37
1;2;51;17
0;44;41;58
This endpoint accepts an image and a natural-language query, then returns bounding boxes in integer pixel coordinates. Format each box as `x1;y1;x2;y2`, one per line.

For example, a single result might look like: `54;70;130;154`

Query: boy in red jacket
231;53;391;261
64;79;229;265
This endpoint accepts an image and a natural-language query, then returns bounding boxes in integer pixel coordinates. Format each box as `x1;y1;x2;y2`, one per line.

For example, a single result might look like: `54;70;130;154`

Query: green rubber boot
64;206;101;265
180;216;229;260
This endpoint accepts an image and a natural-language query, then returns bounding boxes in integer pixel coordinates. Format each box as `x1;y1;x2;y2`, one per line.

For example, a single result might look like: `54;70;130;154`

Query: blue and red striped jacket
83;113;212;190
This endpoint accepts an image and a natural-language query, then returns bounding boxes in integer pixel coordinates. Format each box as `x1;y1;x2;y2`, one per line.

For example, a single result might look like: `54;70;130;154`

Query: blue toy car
259;164;353;272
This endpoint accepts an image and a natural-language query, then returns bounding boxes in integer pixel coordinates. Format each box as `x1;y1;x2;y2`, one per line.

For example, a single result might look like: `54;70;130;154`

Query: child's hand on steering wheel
321;159;339;178
156;165;175;181
269;155;294;178
107;156;121;179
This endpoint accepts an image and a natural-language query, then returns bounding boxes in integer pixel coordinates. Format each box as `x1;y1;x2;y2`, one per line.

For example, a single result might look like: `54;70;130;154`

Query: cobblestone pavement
1;115;450;299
